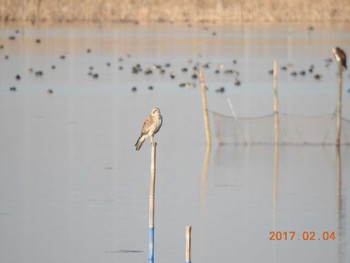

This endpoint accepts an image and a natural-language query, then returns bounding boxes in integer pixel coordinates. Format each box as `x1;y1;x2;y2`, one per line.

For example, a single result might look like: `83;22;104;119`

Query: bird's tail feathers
135;135;145;151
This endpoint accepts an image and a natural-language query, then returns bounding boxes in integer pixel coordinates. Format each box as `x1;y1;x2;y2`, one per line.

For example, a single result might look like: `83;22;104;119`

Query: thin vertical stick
149;142;157;263
200;145;210;207
273;60;279;145
185;225;192;263
336;61;342;146
200;71;211;146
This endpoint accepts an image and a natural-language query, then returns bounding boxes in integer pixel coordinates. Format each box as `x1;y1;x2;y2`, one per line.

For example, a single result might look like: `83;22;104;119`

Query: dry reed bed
0;0;350;23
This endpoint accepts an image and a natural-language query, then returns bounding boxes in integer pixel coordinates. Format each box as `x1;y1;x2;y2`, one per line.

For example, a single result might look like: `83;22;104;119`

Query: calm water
0;22;349;263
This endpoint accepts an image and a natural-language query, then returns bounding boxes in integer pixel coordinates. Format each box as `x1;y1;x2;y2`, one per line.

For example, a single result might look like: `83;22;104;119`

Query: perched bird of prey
332;47;347;69
135;107;163;151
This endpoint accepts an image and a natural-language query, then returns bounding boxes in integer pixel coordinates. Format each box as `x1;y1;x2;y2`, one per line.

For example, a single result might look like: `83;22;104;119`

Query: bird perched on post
135;107;163;151
332;47;347;69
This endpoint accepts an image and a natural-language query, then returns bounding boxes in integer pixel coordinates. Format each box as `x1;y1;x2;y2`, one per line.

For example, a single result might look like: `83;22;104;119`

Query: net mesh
209;110;350;145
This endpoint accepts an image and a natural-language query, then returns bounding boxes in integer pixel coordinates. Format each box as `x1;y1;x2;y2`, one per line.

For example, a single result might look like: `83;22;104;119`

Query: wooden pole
148;142;157;263
273;60;279;145
185;225;192;263
200;71;211;146
336;61;343;146
200;145;210;207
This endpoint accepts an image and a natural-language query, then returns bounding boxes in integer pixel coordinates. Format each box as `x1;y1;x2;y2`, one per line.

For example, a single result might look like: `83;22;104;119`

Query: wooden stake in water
273;60;279;145
185;225;192;263
200;71;211;147
336;61;343;146
149;142;157;263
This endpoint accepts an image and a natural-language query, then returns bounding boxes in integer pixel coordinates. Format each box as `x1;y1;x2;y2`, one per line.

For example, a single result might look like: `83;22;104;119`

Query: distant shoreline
1;1;350;23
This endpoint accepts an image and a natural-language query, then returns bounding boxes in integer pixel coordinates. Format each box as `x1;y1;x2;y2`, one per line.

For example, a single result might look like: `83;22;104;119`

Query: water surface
0;22;349;263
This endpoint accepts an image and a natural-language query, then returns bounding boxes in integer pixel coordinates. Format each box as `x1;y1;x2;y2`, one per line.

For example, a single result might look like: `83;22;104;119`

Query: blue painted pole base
148;227;154;263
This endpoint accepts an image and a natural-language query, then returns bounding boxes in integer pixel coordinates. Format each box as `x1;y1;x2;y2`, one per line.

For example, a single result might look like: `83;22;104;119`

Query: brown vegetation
0;0;349;23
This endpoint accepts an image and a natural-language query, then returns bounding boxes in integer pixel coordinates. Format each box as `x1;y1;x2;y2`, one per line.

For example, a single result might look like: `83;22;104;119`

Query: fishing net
209;110;350;145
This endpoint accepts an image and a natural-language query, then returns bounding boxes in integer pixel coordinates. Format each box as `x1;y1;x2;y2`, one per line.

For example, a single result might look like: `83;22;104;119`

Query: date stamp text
269;231;336;241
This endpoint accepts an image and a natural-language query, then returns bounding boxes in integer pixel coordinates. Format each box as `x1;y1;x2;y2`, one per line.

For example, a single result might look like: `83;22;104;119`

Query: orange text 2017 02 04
269;231;336;241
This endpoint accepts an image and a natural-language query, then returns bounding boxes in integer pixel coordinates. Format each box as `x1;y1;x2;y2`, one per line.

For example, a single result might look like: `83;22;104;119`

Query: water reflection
336;146;346;263
272;144;279;263
210;144;349;263
273;144;279;229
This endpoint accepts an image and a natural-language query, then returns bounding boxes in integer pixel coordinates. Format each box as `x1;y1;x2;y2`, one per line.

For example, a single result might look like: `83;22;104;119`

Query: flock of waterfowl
128;59;243;94
269;62;327;81
1;26;349;94
269;47;348;88
1;31;244;94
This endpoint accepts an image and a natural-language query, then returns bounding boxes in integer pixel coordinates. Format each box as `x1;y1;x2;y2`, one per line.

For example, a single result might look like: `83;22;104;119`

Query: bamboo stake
273;60;279;145
148;142;157;263
336;61;343;146
200;145;210;207
185;225;192;263
200;71;211;146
